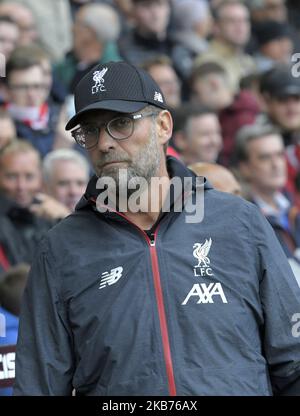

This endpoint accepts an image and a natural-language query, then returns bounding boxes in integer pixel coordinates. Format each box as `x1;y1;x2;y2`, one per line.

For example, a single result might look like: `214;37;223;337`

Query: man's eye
112;117;131;129
84;126;98;136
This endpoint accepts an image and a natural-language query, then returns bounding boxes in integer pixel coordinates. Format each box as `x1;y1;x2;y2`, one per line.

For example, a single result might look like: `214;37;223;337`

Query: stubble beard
96;125;161;200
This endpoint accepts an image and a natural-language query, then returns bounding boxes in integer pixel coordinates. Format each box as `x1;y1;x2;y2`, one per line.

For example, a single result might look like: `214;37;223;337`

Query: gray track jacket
14;158;300;395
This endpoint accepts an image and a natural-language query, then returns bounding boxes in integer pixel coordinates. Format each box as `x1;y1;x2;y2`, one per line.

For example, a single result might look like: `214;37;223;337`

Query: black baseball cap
255;20;291;47
65;61;167;130
260;66;300;99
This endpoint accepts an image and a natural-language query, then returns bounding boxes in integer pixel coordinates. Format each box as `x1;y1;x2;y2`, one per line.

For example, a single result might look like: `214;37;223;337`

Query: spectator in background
236;122;300;287
189;162;242;195
0;141;67;260
0;110;16;150
24;44;68;105
0;16;19;60
70;0;133;36
140;55;182;109
190;62;260;165
194;0;256;92
173;106;223;165
0;263;30;396
42;149;89;212
4;47;67;157
259;65;300;146
0;140;42;209
171;0;211;81
0;2;37;46
248;0;288;22
118;0;174;68
254;20;293;71
54;2;121;94
0;141;49;262
246;0;300;53
3;0;73;62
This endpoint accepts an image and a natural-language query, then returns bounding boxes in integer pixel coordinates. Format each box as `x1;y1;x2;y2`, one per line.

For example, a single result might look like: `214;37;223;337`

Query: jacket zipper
95;203;177;395
89;179;198;394
0;244;10;271
147;230;177;396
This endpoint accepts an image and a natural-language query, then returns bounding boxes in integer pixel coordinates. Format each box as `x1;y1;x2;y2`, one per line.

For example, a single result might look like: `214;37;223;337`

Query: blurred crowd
1;0;300;395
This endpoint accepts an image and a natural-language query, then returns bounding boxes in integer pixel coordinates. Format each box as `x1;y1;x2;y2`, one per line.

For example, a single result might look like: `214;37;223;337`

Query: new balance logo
154;91;163;103
99;266;123;290
182;283;228;305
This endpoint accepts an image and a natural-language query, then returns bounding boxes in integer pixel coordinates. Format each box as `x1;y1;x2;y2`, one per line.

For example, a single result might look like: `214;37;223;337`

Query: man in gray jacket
14;61;300;396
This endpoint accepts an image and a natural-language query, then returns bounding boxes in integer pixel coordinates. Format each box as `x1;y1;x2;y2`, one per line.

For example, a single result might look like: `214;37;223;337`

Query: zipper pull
149;233;155;246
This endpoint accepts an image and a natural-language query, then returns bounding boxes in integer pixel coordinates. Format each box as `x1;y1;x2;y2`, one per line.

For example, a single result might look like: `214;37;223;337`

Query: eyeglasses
71;112;158;149
9;83;47;92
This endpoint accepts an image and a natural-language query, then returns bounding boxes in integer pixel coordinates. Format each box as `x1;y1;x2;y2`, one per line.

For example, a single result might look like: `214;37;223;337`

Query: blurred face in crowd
181;113;222;164
240;134;286;193
134;0;170;36
16;13;37;46
215;3;250;48
0;21;19;59
0;3;37;46
0;117;16;149
73;11;103;63
192;73;233;111
263;0;287;22
265;95;300;132
261;37;293;64
8;65;46;107
250;0;287;23
0;150;41;207
147;63;181;108
45;160;88;211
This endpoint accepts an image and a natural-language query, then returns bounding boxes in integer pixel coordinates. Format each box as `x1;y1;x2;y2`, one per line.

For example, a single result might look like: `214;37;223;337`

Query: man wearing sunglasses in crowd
14;61;300;396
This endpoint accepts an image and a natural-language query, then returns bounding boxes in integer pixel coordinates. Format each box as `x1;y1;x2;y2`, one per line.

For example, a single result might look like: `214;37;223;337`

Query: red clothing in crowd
219;90;261;166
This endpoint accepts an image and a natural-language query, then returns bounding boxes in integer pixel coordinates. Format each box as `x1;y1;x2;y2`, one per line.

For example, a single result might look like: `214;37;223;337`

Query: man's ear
156;110;173;146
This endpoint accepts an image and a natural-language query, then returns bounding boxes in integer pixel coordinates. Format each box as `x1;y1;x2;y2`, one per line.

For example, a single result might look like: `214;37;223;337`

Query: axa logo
182;283;228;305
92;67;108;94
99;266;123;289
193;238;213;277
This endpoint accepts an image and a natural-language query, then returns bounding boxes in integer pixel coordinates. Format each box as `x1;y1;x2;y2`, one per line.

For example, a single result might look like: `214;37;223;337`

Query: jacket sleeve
250;205;300;395
13;239;75;396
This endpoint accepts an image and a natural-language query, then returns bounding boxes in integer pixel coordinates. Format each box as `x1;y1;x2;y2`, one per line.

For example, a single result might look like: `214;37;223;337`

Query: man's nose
96;127;116;152
16;176;27;190
69;182;81;196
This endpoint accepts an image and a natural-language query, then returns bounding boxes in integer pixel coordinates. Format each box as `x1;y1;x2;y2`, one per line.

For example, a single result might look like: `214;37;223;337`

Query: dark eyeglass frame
71;112;159;149
9;83;47;91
